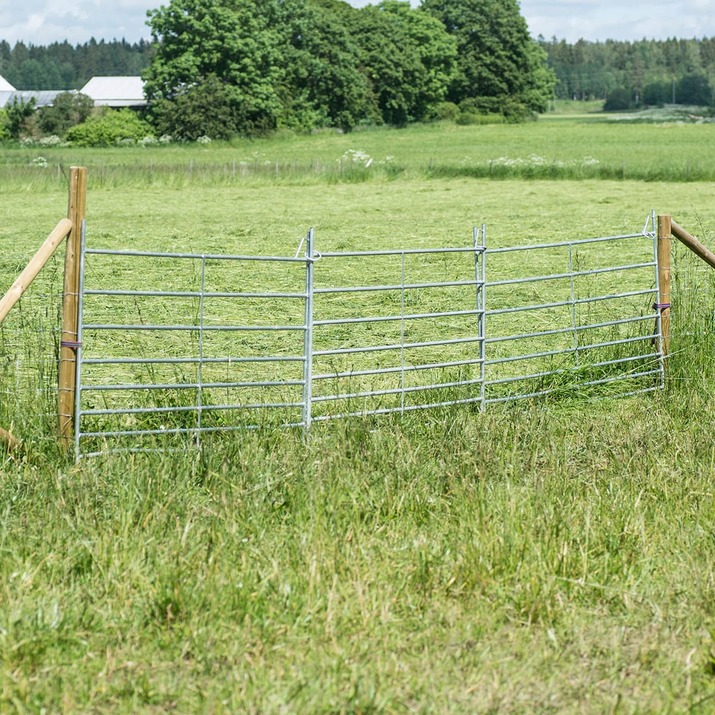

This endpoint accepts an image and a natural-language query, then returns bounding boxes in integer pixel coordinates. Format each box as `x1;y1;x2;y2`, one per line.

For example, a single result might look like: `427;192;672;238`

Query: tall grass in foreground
3;154;715;192
5;117;715;191
2;251;715;711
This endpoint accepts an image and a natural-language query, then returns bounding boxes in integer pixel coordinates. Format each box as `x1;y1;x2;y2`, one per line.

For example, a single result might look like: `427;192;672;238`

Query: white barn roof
0;90;67;109
80;76;146;107
0;74;15;92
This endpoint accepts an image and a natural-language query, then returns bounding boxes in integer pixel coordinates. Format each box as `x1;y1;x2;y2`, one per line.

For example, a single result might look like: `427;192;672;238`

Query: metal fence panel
74;218;663;459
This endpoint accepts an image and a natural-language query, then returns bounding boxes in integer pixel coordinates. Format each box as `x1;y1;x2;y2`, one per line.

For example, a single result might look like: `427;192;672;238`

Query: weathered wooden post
657;214;672;361
58;166;87;448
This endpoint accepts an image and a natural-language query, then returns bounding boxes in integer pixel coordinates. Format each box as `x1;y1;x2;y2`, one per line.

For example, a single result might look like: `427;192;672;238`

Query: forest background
3;0;715;149
2;33;715;112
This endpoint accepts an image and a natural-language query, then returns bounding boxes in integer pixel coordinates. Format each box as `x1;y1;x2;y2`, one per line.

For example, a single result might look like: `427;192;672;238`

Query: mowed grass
3;120;715;712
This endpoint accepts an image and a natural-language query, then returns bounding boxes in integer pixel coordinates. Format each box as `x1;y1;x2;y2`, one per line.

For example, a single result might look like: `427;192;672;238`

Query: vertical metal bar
73;219;87;462
303;229;315;429
652;215;665;389
196;255;206;443
400;251;406;413
478;224;487;410
568;242;579;365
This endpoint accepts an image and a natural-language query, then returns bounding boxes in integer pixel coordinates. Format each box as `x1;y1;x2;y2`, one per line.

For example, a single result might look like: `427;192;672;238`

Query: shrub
6;97;37;139
428;101;460;122
604;87;632;111
643;81;670;106
66;108;154;147
458;96;526;123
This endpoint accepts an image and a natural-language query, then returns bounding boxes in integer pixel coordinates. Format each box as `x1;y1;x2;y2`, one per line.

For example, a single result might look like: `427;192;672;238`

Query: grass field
3;117;715;713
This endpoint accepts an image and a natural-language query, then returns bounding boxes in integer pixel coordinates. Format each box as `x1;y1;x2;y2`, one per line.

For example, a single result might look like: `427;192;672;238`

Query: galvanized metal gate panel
74;217;663;459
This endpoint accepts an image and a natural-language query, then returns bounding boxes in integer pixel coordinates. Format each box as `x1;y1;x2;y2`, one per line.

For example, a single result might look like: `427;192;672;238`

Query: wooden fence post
657;214;672;361
58;167;87;448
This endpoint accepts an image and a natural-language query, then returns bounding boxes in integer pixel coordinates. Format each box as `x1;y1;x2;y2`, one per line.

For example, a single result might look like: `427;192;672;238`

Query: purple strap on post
653;302;671;311
61;340;82;349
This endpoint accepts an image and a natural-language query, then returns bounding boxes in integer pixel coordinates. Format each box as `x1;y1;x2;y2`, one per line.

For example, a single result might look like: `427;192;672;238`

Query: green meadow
3;115;715;712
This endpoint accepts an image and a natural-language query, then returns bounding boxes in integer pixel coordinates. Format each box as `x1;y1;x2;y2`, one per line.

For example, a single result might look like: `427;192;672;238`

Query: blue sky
1;0;714;46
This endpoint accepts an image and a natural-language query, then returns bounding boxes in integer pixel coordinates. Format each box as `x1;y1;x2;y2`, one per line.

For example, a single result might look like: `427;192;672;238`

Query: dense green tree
676;73;712;105
16;58;62;89
603;87;632;111
642;80;671;106
421;0;555;118
353;1;456;125
38;92;94;136
150;74;240;140
144;0;285;135
278;0;375;131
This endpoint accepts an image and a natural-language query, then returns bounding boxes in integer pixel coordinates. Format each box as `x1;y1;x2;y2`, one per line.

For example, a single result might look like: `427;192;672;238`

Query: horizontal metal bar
607;385;661;399
79;421;306;440
311;396;483;422
79;446;196;459
488;263;656;288
485;369;661;405
313;378;483;403
85;248;306;263
314;308;484;327
314;335;482;357
484;314;655;345
314;279;483;295
575;368;662;390
487;232;647;254
486;289;656;317
487;334;658;366
80;401;303;417
84;289;307;300
485;353;660;388
319;246;486;258
80;379;304;392
313;357;484;381
82;355;305;365
82;323;306;332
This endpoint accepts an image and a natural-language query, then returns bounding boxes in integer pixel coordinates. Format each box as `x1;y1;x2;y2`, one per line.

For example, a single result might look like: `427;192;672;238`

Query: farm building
0;74;15;108
79;76;146;108
0;75;147;109
0;90;67;109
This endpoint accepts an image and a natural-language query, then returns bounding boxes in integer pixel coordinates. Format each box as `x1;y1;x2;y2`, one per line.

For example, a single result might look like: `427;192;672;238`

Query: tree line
540;36;715;108
1;0;555;142
0;39;152;91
